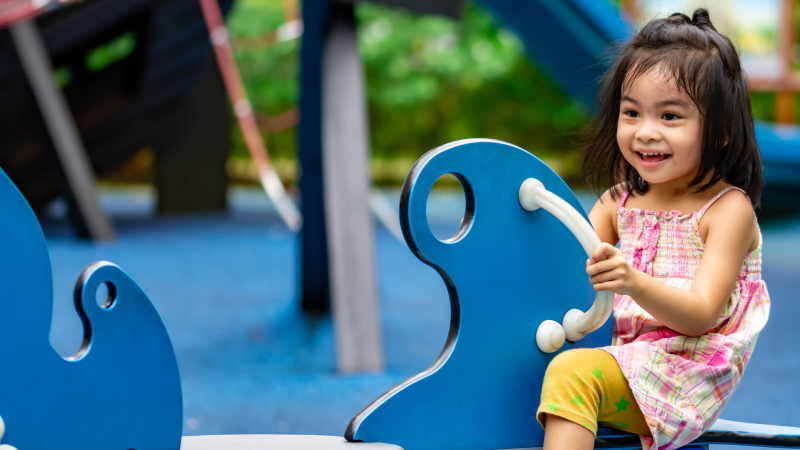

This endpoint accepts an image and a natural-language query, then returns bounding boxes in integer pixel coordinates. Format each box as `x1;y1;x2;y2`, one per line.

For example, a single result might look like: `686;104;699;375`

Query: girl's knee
545;349;599;376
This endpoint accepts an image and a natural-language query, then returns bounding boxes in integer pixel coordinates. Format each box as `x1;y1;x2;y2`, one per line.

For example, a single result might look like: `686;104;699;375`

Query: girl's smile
635;150;671;168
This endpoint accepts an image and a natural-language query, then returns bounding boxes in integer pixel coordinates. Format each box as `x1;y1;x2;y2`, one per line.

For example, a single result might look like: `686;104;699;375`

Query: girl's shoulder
696;185;759;252
588;185;627;244
590;186;625;219
699;185;754;217
594;184;628;215
596;184;628;207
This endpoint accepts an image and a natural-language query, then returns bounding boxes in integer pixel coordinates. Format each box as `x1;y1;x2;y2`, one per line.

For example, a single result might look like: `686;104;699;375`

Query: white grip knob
536;320;566;353
520;178;614;353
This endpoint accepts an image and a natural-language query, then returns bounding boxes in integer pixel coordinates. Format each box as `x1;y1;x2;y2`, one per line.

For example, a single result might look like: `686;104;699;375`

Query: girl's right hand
586;243;643;297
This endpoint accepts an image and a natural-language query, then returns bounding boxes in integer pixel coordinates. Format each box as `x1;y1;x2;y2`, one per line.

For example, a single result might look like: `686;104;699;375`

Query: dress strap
619;189;630;208
697;186;749;218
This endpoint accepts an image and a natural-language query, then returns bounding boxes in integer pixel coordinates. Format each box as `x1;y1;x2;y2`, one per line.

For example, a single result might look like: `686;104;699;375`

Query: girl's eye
663;113;680;121
623;110;640;118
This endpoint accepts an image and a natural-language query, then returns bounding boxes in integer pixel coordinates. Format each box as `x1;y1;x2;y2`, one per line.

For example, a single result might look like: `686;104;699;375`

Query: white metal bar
322;4;384;373
519;178;614;348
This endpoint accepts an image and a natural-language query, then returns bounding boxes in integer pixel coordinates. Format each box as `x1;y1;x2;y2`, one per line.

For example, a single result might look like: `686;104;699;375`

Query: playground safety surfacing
41;187;799;449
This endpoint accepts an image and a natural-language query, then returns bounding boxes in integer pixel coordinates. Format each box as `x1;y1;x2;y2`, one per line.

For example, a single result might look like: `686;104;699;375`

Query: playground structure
346;138;800;449
1;141;800;449
297;0;800;373
1;0;637;374
4;0;800;374
0;0;235;239
0;1;800;446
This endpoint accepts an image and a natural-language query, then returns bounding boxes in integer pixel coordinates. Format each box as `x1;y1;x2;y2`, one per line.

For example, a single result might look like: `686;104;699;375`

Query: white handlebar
519;178;614;353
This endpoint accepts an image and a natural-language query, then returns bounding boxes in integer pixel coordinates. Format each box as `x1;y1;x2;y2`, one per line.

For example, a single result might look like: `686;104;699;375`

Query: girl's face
617;68;703;186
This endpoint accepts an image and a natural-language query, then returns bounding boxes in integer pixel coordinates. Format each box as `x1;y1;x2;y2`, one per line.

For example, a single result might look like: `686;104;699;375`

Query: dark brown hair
582;8;762;207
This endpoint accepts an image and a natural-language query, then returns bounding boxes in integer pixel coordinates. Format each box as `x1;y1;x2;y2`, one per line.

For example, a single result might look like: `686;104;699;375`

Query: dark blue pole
297;0;331;312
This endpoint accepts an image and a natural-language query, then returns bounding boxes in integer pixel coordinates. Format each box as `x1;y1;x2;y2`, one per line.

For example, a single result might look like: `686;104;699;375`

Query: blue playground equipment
0;141;799;448
0;166;182;449
346;139;800;450
346;139;613;449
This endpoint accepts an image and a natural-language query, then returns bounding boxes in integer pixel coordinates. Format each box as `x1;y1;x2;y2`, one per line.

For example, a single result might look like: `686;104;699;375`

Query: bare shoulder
702;188;755;222
589;186;625;244
595;184;626;210
590;188;620;218
699;188;759;251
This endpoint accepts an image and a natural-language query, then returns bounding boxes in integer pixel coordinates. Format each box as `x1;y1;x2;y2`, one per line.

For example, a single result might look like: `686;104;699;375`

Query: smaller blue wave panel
0;167;182;450
346;139;613;450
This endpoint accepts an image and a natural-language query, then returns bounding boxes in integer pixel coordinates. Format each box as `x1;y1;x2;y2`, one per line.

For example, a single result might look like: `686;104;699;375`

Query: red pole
198;0;302;231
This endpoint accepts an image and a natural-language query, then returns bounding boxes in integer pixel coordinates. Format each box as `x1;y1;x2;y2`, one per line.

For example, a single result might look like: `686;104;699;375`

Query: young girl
536;9;770;450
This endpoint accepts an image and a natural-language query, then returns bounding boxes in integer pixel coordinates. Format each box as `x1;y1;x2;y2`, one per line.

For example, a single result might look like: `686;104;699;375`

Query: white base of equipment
181;435;402;450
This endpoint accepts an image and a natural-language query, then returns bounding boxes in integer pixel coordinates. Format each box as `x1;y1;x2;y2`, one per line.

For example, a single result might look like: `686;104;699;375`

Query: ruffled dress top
601;187;771;450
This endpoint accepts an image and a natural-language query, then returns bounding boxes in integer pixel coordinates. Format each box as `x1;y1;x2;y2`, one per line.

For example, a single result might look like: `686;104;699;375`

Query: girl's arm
586;191;758;336
588;189;620;246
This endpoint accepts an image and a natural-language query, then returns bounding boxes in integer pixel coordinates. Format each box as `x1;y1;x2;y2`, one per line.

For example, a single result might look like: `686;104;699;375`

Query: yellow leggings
537;348;651;436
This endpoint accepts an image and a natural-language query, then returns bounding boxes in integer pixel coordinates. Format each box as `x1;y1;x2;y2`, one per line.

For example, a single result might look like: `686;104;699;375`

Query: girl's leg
543;414;594;450
537;349;650;450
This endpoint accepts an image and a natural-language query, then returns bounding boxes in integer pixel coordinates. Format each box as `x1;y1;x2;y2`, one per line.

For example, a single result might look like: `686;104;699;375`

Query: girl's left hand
586;243;642;297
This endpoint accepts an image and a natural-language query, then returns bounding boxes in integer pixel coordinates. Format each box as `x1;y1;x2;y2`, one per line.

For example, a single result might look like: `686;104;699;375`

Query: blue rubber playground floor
41;187;800;448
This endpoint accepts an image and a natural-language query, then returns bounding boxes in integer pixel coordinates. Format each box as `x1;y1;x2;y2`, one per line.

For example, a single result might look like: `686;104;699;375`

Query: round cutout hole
426;173;473;242
96;281;117;309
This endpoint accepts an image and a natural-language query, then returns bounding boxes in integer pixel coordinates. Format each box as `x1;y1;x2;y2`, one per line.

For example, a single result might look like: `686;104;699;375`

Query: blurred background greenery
228;0;588;185
223;0;787;187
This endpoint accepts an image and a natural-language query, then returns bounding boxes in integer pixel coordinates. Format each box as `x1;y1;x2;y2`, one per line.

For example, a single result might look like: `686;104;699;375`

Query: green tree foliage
226;0;781;184
227;0;589;182
356;2;589;166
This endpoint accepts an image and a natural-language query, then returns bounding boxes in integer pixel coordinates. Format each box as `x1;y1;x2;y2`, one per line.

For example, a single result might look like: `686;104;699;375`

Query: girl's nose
635;118;662;142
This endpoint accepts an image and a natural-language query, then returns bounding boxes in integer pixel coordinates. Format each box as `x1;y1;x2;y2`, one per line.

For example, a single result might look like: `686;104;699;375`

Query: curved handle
519;178;614;353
